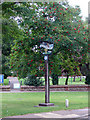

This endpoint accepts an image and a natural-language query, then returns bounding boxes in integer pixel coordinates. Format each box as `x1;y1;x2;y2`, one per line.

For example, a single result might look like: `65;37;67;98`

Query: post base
39;103;54;106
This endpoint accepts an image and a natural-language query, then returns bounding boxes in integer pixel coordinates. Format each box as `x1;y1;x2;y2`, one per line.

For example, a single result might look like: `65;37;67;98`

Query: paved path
3;108;89;119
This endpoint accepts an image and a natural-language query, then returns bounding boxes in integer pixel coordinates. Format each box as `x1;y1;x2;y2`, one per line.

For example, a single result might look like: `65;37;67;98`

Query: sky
68;0;90;20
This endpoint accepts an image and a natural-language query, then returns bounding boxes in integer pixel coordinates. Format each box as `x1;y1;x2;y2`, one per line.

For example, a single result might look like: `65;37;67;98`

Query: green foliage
85;74;90;85
80;64;89;76
2;2;24;78
24;75;44;86
2;2;88;80
2;54;12;79
3;79;9;85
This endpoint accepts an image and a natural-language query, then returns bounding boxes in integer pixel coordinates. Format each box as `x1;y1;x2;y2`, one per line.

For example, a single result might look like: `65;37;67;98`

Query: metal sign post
39;38;54;106
45;55;49;103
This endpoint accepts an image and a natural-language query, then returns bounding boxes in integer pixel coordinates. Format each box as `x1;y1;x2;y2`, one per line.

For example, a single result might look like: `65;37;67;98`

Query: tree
78;18;89;84
9;2;88;85
2;2;24;78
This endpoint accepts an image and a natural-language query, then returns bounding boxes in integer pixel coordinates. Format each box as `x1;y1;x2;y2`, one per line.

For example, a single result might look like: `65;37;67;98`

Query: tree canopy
2;2;88;79
2;2;23;78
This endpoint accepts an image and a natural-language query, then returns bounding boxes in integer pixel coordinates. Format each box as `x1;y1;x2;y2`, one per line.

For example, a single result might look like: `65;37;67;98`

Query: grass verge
2;91;88;118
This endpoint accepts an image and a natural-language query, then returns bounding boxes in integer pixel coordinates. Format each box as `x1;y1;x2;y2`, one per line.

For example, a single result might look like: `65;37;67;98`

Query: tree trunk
80;76;82;81
85;63;89;71
65;75;69;85
73;76;75;82
85;63;90;84
51;73;58;85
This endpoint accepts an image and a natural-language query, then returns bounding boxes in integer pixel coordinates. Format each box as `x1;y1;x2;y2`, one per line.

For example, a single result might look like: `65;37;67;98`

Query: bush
85;74;90;85
51;73;58;85
24;75;44;87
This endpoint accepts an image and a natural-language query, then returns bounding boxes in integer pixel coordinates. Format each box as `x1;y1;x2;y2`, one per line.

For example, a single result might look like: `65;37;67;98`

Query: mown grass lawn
1;92;88;118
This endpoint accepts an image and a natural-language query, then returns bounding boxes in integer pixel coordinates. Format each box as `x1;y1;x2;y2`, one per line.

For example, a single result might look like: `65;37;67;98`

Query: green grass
18;78;25;85
18;77;85;86
49;77;85;85
1;92;88;118
3;76;85;86
56;77;85;85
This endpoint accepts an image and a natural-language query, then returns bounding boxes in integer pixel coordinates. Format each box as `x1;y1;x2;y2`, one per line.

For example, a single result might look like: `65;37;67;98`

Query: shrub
24;75;44;86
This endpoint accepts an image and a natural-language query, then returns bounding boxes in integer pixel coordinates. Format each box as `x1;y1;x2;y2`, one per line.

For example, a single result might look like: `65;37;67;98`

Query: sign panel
0;75;4;83
13;83;20;89
40;42;53;50
44;56;48;60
